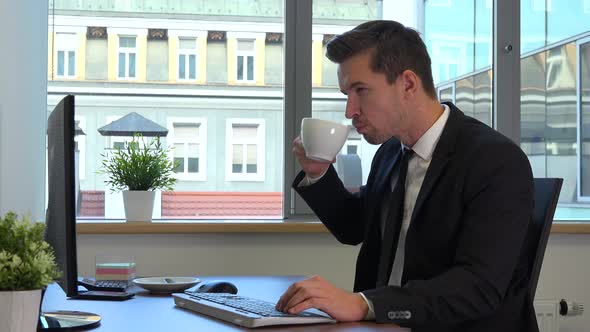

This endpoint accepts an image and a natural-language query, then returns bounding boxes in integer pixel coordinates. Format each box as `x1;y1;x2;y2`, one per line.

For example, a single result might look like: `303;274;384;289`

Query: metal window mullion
577;37;590;202
493;0;520;143
284;0;313;218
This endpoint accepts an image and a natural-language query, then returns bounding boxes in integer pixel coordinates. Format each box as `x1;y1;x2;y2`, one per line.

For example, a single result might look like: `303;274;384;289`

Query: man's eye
356;88;367;95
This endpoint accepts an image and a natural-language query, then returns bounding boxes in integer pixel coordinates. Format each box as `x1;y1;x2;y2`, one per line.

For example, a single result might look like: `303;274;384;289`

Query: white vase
0;289;42;332
122;190;156;222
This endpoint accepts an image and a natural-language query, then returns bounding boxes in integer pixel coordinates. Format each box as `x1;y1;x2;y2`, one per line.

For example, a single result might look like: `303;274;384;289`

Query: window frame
167;117;207;182
576;36;590;202
225;118;265;182
117;35;138;80
55;32;77;78
177;37;198;81
233;36;257;83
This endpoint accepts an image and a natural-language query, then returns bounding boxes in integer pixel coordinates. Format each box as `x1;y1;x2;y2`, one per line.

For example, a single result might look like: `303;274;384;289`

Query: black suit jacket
293;103;537;332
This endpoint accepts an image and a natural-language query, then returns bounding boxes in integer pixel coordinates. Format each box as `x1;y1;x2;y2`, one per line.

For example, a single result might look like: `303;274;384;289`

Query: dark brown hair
326;20;436;98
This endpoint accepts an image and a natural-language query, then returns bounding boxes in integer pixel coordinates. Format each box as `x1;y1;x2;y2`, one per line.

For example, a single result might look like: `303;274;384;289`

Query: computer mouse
195;280;238;294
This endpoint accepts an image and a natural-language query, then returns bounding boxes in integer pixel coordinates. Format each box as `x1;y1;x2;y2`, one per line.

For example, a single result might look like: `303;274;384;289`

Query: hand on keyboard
276;275;369;322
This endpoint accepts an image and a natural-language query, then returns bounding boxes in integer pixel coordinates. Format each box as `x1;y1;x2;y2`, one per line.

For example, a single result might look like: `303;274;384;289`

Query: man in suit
275;20;536;331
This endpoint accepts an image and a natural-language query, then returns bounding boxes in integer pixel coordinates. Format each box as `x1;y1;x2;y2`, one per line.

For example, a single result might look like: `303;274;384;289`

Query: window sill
76;218;329;234
551;222;590;234
76;218;590;235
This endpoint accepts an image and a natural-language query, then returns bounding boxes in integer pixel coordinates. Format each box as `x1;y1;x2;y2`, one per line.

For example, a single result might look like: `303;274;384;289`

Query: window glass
48;0;284;220
425;0;475;84
168;120;205;182
227;122;264;181
55;33;77;78
118;36;137;79
236;39;255;82
178;38;197;81
521;0;546;54
548;2;590;46
312;0;381;189
518;1;590;220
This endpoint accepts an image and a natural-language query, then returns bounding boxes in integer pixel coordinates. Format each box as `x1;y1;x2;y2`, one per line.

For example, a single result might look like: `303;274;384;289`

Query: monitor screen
45;94;78;298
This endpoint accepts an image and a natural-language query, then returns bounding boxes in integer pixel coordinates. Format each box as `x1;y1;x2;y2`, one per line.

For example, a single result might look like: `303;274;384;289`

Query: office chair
525;178;563;299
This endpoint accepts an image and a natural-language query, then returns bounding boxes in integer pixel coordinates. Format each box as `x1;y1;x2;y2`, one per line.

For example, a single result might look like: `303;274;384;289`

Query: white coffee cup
300;118;350;162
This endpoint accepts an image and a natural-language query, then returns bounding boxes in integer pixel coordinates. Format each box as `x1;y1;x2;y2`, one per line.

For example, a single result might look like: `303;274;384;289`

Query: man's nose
345;99;359;119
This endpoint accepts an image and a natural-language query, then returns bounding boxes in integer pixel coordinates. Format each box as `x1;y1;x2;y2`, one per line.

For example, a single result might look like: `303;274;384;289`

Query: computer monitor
42;94;101;330
45;94;78;298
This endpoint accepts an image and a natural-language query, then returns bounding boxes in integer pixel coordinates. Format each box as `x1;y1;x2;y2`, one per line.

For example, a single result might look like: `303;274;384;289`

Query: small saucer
132;277;200;294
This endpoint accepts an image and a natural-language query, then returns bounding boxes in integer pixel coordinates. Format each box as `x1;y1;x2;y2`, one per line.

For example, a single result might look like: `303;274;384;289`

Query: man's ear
401;70;419;95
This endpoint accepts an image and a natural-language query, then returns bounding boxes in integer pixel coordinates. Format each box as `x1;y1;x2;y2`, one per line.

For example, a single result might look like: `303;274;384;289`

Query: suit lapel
410;102;463;224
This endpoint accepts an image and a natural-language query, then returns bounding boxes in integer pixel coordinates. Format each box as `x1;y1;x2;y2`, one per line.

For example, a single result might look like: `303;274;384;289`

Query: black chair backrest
527;178;563;298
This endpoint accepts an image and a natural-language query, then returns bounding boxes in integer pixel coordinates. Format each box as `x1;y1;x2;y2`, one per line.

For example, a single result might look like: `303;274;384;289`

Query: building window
118;36;137;79
236;39;255;82
178;38;197;81
55;33;76;78
226;119;265;181
167;118;207;181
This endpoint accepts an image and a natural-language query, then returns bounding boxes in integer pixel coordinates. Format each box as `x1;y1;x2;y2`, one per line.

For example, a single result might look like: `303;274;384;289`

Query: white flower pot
0;289;42;332
122;190;156;222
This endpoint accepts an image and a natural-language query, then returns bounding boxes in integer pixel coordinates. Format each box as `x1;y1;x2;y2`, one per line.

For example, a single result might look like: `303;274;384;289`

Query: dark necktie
377;147;414;286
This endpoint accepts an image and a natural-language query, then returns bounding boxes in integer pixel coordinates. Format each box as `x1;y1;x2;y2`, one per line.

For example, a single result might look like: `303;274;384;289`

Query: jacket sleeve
293;166;367;245
363;142;534;327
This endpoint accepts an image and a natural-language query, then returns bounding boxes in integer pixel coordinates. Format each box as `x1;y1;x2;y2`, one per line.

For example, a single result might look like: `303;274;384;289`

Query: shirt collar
404;104;450;162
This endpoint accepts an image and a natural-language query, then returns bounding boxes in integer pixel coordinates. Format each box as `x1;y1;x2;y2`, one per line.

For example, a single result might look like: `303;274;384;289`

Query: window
534;0;552;12
432;44;463;83
118;36;137;79
178;38;197;81
55;33;76;78
428;0;451;7
167;118;206;181
74;116;86;180
236;39;255;82
226;119;265;181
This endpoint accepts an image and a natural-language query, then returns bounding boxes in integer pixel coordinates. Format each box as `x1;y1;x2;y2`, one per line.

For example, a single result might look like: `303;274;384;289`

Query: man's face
337;50;406;145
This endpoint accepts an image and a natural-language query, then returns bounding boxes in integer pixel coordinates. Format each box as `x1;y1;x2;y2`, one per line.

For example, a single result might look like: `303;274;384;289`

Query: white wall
536;235;590;331
77;233;359;289
78;233;590;331
0;1;47;221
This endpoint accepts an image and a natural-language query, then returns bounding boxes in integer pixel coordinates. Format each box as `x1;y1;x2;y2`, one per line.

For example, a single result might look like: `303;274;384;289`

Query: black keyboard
78;278;129;292
173;291;336;328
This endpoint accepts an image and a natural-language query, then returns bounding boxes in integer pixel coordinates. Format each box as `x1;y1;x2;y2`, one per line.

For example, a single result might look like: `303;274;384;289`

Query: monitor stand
38;311;101;331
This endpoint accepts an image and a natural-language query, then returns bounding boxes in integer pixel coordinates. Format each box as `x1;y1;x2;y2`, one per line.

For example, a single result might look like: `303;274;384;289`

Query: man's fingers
287;298;327;315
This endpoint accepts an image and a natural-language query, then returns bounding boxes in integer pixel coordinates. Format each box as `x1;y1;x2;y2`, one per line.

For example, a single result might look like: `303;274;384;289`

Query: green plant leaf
98;133;180;192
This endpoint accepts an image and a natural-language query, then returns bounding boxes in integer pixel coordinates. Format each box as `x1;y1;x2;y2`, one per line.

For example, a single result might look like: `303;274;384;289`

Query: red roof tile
162;191;282;218
79;190;105;217
79;191;283;219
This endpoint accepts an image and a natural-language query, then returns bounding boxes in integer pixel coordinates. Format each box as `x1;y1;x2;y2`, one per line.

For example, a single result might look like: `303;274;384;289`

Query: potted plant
99;134;178;222
0;212;60;332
